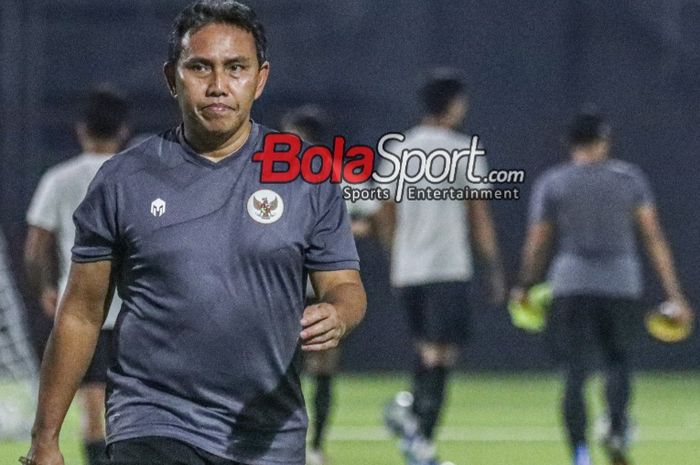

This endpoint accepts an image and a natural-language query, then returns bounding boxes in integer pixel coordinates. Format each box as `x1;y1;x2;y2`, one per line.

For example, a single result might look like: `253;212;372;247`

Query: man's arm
635;205;693;321
27;260;115;465
301;269;366;352
468;200;506;304
24;226;60;317
513;221;555;300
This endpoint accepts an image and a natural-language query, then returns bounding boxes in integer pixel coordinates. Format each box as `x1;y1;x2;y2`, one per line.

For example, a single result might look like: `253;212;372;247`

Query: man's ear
163;62;177;97
254;61;270;100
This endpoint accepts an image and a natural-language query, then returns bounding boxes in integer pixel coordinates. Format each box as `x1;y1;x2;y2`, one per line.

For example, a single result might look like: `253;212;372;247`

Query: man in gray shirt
25;2;366;465
513;112;693;465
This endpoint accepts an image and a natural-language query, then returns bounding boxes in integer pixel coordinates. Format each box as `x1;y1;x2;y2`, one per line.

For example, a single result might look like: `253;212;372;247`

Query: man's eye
190;64;208;72
229;64;244;73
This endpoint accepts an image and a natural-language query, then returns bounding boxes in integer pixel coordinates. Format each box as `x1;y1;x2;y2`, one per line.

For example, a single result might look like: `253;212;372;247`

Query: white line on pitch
327;426;700;442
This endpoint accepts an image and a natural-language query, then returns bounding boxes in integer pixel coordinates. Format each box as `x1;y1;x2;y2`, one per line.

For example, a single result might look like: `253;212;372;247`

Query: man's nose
206;70;228;97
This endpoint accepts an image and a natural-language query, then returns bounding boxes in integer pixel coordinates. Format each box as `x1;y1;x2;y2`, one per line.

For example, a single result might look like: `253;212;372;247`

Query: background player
512;112;694;465
380;70;506;465
281;105;379;465
24;87;130;465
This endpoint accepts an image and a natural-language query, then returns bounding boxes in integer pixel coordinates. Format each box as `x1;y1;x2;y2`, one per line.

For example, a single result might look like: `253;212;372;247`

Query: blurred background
1;1;699;463
2;0;699;370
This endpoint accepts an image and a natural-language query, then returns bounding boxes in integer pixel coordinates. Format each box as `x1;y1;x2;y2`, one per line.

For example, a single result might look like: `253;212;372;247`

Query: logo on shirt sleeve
247;189;284;224
150;198;166;217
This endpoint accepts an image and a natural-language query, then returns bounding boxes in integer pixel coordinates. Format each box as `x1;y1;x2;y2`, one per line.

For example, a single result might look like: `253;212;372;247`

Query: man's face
165;22;269;139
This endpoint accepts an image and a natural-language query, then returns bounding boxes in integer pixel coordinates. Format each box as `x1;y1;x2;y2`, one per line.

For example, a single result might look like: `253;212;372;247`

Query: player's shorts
546;295;639;366
82;329;114;385
398;280;471;345
109;436;244;465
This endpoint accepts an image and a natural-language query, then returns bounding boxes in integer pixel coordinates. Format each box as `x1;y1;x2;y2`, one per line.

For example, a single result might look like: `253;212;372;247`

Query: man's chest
115;168;313;266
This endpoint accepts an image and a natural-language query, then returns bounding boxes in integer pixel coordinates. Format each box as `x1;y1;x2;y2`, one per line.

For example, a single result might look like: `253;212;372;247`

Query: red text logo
252;133;374;184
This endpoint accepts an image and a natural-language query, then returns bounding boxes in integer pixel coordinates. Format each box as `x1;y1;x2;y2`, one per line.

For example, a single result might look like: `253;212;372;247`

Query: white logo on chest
247;189;284;224
150;198;166;217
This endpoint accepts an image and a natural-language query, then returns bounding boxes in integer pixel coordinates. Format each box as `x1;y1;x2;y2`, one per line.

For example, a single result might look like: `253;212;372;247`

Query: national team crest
247;189;284;224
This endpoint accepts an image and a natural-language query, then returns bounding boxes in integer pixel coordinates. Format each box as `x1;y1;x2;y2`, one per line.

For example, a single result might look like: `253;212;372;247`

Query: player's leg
412;280;468;441
412;343;456;441
384;285;427;461
548;296;594;464
385;281;467;464
597;298;635;464
79;330;113;465
78;385;107;465
305;347;341;465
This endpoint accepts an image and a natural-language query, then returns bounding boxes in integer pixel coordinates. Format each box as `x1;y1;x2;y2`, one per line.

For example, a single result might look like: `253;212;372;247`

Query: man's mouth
202;103;234;114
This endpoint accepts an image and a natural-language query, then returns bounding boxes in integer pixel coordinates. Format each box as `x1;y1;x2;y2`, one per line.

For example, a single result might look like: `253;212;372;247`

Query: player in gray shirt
25;2;366;465
513;112;693;465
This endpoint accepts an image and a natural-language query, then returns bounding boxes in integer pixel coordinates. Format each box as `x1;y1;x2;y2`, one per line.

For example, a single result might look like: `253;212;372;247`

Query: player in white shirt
24;87;129;465
380;71;506;465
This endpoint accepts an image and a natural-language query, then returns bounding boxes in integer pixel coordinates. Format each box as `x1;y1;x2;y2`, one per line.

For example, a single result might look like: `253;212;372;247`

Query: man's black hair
82;86;129;139
168;0;268;66
420;69;467;116
281;105;330;144
567;112;611;146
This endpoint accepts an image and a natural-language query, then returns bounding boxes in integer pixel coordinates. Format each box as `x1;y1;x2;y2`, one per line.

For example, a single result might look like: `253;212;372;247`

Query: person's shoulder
39;154;91;184
605;159;647;180
256;122;315;151
445;127;473;145
410;125;474;149
537;161;572;184
99;129;179;178
403;124;452;140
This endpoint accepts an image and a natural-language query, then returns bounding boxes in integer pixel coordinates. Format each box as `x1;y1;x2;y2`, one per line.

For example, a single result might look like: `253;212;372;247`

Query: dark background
1;0;699;371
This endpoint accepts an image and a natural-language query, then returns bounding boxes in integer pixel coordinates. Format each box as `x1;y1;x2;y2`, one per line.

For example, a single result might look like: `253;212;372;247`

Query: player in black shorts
512;112;693;465
380;72;506;465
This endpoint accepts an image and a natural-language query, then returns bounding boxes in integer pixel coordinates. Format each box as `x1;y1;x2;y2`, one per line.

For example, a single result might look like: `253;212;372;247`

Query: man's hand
669;296;694;326
509;286;528;306
40;287;59;317
23;438;64;465
300;303;347;352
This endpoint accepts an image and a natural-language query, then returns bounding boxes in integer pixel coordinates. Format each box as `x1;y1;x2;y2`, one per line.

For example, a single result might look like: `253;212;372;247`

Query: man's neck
184;120;252;162
572;151;608;165
81;140;120;155
421;116;454;130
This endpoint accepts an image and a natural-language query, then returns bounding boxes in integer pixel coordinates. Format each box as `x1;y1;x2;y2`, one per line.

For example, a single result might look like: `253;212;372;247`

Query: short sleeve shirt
528;159;654;298
382;125;490;287
72;123;359;465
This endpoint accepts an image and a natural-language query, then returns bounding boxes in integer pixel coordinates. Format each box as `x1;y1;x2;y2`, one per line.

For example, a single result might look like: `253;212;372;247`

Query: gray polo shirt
72;123;359;465
528;159;654;299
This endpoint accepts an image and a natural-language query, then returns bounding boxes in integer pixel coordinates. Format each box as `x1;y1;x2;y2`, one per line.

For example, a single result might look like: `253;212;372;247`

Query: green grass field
2;373;698;465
